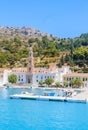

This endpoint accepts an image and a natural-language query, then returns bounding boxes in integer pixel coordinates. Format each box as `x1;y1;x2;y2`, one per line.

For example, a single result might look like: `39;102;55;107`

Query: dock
10;93;87;103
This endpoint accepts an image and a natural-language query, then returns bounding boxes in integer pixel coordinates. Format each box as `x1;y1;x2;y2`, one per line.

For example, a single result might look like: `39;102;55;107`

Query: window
83;78;85;81
29;68;31;71
36;75;38;78
67;78;69;81
69;78;71;80
29;60;31;63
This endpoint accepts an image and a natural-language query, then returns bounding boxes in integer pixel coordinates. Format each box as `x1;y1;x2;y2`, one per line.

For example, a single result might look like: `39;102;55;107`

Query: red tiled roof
33;68;56;74
12;68;27;73
64;73;88;77
0;68;10;71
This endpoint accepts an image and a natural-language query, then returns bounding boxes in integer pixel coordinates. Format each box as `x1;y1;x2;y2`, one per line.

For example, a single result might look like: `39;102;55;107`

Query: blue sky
0;0;88;38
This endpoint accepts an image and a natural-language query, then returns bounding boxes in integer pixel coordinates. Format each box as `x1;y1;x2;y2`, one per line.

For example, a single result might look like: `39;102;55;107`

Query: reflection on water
0;88;10;99
1;88;8;99
28;88;68;97
0;87;83;100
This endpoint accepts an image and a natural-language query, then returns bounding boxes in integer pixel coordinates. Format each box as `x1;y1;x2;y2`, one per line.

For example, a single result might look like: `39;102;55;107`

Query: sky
0;0;88;38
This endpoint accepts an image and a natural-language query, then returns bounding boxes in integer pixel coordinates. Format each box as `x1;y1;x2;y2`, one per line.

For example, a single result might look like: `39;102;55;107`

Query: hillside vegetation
33;34;88;73
0;26;88;73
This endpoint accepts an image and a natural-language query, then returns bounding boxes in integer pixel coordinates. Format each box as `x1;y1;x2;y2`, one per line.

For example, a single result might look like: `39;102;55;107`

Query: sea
0;88;88;130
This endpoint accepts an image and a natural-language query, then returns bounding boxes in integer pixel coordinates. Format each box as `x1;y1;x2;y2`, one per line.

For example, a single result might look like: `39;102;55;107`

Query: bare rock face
0;26;55;39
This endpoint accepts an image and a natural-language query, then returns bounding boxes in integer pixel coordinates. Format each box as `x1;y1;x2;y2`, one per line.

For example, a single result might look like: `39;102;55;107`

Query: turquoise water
0;88;88;130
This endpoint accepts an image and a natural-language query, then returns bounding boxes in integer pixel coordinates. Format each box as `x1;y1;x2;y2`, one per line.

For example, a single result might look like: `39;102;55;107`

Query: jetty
10;89;88;103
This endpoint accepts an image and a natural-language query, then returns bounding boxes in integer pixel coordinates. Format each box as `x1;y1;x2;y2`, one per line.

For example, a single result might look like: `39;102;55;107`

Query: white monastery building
0;46;88;87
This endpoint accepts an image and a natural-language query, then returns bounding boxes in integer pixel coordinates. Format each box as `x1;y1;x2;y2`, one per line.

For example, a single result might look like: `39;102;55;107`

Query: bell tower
27;47;34;84
28;47;34;73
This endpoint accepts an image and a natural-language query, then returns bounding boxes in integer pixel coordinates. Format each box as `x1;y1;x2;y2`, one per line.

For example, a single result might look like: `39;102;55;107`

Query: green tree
55;81;60;87
8;74;17;84
63;80;68;87
39;80;44;86
60;55;64;65
45;77;54;87
75;78;83;88
70;79;75;87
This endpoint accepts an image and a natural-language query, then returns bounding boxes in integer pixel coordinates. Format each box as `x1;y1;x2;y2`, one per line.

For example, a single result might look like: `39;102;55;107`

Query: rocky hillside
0;26;88;73
0;26;56;40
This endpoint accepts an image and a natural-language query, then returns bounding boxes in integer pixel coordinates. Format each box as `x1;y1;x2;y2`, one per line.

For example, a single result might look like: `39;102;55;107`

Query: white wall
16;74;27;84
3;70;28;85
33;73;57;85
1;66;72;86
3;70;11;85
